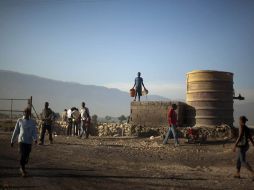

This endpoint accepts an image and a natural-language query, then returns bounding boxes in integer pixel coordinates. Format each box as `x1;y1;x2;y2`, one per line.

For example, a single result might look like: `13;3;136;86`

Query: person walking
11;108;38;177
163;104;179;146
132;72;147;102
79;102;91;139
233;116;254;180
39;102;54;145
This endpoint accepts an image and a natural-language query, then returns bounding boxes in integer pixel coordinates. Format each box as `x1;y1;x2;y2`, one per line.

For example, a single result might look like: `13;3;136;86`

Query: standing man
79;102;91;139
11;108;37;177
39;102;54;145
233;116;254;180
163;104;179;146
132;72;147;102
72;108;81;136
66;107;73;136
62;109;67;122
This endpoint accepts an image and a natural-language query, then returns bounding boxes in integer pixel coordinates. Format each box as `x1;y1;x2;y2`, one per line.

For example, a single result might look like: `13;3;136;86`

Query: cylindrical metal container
186;70;234;127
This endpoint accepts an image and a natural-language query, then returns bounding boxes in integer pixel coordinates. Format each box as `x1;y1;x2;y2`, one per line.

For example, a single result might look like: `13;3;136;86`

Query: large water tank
186;70;234;127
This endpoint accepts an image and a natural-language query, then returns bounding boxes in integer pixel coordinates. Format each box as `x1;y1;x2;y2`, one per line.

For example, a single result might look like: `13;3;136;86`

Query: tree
118;115;127;124
105;116;112;122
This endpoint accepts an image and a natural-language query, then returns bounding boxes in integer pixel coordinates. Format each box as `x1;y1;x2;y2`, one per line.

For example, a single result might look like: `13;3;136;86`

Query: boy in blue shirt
132;72;147;101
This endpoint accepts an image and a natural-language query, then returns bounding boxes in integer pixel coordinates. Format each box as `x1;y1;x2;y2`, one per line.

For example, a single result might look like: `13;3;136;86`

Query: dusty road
0;131;254;190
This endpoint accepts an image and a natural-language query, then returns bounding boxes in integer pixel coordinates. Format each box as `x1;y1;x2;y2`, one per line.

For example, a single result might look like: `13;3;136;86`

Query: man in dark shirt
39;102;54;145
233;116;254;180
132;72;147;101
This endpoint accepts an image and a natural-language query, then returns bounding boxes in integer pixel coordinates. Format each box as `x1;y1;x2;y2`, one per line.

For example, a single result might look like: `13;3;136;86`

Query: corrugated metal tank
186;70;234;127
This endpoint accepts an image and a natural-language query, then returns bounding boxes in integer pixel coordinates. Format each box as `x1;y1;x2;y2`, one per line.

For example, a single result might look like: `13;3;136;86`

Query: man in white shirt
79;102;91;139
66;108;73;136
72;108;80;136
11;108;38;177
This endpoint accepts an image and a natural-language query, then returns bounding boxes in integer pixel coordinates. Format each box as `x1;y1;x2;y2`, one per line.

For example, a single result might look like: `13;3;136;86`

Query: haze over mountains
0;70;169;117
0;70;253;125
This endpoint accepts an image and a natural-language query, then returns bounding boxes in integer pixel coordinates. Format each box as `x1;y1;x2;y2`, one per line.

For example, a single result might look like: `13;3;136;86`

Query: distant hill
0;70;169;117
0;70;253;125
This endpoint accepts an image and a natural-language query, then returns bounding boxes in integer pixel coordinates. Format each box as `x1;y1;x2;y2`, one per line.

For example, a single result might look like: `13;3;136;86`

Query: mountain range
0;70;253;125
0;70;168;117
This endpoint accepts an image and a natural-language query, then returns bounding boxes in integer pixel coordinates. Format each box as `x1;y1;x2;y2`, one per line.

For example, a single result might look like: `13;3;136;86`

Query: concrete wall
129;101;187;128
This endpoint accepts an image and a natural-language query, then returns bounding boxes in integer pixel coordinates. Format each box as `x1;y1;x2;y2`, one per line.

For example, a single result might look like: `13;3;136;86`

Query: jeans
80;120;90;138
163;125;179;145
73;121;80;136
236;144;252;171
40;124;53;144
67;118;72;136
19;143;32;170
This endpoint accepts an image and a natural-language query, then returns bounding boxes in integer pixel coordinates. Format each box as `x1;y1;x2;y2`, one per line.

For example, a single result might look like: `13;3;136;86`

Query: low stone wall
96;123;238;140
44;120;253;141
96;123;170;137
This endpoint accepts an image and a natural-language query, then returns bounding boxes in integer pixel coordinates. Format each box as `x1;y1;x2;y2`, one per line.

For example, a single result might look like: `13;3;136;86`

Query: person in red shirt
163;104;179;146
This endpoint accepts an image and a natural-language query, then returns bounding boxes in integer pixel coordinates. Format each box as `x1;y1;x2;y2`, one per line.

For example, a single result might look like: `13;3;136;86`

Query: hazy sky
0;0;254;100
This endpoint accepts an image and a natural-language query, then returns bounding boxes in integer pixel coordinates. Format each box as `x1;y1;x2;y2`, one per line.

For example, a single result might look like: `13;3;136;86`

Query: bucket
130;88;136;97
142;89;148;96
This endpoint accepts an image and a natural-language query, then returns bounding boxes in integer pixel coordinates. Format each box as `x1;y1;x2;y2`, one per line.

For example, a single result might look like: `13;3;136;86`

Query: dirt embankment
1;132;254;190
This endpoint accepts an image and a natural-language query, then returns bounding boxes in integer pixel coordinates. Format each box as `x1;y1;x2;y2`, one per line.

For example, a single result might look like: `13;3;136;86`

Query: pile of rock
35;119;240;140
36;120;67;135
53;121;68;135
178;124;233;140
97;123;137;137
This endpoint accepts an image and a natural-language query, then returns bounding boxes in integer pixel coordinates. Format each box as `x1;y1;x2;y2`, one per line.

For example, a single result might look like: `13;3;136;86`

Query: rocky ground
0;131;254;190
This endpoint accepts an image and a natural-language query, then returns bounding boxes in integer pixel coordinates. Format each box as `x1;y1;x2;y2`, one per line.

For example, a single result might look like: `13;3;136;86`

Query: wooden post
10;99;13;125
27;96;32;117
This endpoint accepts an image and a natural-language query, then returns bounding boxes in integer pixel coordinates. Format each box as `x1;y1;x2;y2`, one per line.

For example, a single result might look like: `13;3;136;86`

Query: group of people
10;101;91;177
10;102;254;180
62;102;91;138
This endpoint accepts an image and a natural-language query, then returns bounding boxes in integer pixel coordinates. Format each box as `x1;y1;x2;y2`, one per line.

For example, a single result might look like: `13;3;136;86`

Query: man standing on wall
39;102;54;145
163;104;179;146
132;72;147;102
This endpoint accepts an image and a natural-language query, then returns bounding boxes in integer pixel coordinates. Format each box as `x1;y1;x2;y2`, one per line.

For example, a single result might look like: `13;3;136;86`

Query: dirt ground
0;131;254;190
